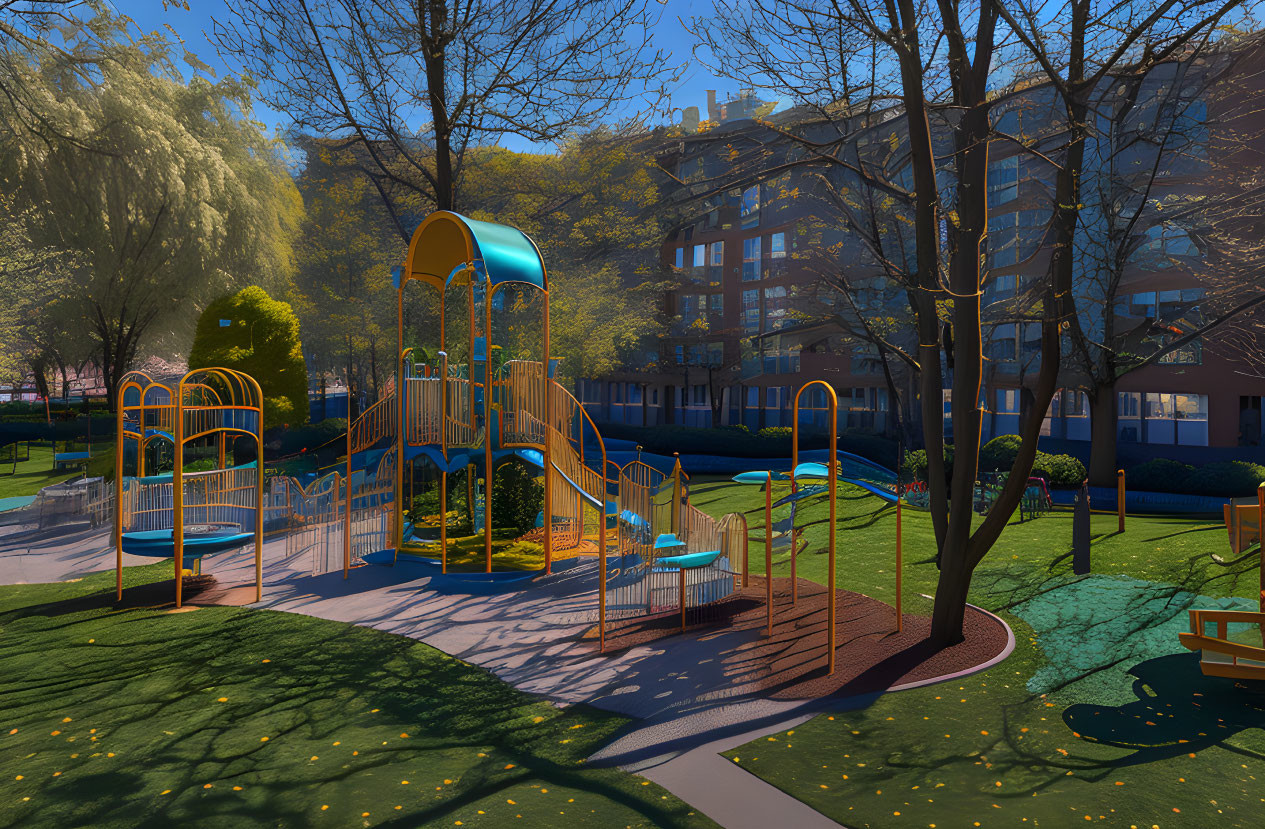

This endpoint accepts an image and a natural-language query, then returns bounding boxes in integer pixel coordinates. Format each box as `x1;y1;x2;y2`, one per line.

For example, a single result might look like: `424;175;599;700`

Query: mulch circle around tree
592;576;1009;700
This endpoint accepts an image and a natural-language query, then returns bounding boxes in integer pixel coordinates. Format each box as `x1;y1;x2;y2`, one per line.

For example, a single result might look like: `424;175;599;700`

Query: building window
709;293;724;316
1174;393;1208;421
763;286;788;330
988;155;1019;207
1158;339;1202;365
692;384;708;405
707;342;724;366
674;345;684;364
1061;389;1087;417
767;231;788;278
742;289;761;333
996;389;1019;414
985;273;1017;304
742;236;762;281
674;247;684;269
741;185;760;229
1119;392;1140;419
710;241;724;265
693;244;706;268
986;323;1017;363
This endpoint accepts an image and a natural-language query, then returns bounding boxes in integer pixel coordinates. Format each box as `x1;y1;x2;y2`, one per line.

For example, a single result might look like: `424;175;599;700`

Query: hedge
1128;458;1265;497
595;421;899;466
904;437;1085;488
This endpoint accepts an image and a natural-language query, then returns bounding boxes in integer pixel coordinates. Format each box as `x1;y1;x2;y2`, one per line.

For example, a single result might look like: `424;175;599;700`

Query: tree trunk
422;0;455;211
929;557;971;645
1087;380;1119;487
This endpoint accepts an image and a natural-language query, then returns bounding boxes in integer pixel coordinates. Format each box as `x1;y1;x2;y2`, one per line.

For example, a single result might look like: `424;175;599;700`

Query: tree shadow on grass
0;579;707;829
1063;652;1265;766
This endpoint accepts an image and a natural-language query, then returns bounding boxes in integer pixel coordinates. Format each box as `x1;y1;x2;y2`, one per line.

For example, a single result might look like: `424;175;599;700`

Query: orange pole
253;385;264;604
440;350;448;572
114;385;125;601
793;381;838;674
826;389;837;672
1117;469;1126;534
896;480;903;633
1258;482;1264;612
543;291;553;575
344;402;351;579
484;283;494;574
765;471;772;637
173;381;184;608
394;287;404;565
440;470;448;573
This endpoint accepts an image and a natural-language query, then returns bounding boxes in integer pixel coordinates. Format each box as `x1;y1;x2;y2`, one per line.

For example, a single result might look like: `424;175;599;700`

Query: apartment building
583;50;1265;452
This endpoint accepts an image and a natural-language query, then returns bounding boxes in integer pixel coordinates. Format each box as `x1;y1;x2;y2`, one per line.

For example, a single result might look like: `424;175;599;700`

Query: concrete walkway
0;523;1017;829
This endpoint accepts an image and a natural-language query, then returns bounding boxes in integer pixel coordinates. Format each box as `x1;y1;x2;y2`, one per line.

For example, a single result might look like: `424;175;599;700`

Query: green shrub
902;445;954;484
980;435;1024;471
1187;460;1265;497
756;426;792;439
1030;453;1085;487
189;286;309;430
1125;459;1195;494
492;459;543;535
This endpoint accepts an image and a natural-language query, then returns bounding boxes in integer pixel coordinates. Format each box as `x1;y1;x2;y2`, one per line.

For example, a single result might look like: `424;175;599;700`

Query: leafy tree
288;136;403;409
462;131;670;385
189;286;309;429
0;11;303;409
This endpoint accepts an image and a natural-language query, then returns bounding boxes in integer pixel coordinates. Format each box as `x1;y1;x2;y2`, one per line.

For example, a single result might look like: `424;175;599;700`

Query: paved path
0;523;1016;829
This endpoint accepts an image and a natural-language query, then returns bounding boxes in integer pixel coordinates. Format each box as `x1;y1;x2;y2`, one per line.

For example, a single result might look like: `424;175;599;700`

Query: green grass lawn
0;567;716;829
685;476;1265;828
0;442;115;500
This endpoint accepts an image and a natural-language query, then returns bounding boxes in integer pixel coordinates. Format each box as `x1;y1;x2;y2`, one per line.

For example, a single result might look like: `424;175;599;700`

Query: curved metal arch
402;210;549;294
791;380;839;676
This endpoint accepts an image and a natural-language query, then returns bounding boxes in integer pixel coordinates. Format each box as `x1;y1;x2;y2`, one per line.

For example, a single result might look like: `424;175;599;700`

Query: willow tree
0;11;303;410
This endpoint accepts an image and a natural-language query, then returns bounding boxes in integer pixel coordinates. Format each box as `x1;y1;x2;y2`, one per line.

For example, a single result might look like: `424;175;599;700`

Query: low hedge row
902;436;1086;488
594;421;899;466
1126;458;1265;498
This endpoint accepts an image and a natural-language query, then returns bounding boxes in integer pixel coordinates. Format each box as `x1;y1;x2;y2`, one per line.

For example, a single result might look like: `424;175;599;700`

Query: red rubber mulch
596;576;1009;700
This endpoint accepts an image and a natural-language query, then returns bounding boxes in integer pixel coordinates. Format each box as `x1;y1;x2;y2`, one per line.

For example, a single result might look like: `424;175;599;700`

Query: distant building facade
583;51;1265;452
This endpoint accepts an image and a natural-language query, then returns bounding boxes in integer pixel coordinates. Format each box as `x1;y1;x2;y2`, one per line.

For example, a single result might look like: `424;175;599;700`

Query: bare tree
1063;47;1265;481
691;0;1251;646
214;0;672;240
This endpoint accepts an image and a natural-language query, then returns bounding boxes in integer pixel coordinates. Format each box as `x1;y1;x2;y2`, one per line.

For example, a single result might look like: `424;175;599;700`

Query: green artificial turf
685;476;1265;828
0;443;115;500
0;568;716;829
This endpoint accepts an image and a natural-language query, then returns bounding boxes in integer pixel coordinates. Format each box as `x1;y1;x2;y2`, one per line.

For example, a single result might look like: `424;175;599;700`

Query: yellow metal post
394;288;405;565
765;470;772;637
671;452;682;535
114;387;125;601
344;404;352;579
252;375;264;604
1117;469;1126;534
896;480;903;633
793;381;838;674
173;381;184;608
543;295;553;575
1259;482;1264;612
484;283;494;574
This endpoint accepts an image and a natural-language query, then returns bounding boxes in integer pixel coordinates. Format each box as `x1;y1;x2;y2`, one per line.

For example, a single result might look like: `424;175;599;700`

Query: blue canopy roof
403;211;547;293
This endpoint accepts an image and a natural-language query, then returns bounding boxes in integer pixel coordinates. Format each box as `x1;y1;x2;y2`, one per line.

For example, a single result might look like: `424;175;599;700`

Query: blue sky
110;0;763;151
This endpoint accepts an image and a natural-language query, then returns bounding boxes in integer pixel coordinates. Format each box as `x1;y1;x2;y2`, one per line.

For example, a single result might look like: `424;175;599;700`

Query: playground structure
52;415;93;471
729;382;903;675
113;368;265;607
342;211;746;647
1181;483;1265;679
